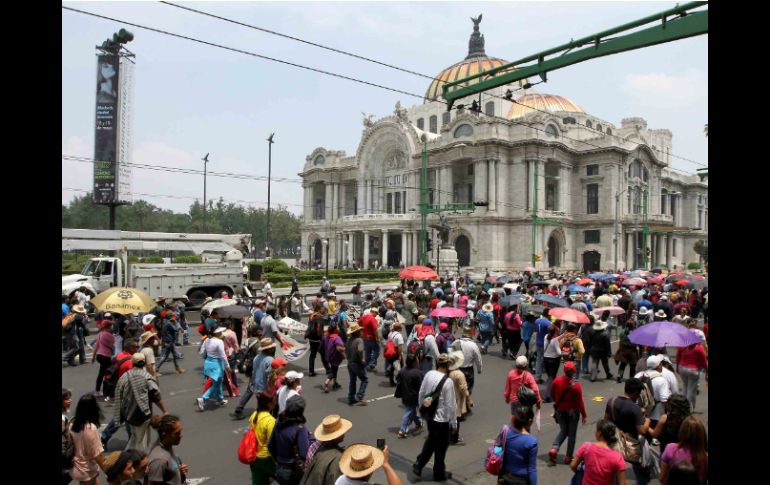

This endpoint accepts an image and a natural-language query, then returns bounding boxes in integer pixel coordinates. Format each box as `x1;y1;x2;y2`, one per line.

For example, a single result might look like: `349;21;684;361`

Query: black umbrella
526;304;545;316
211;305;251;319
499;295;523;307
529;280;550;287
534;294;568;307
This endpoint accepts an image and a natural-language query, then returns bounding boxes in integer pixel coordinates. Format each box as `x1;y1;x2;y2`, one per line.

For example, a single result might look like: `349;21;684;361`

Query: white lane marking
185;478;211;485
167;388;202;397
366;393;395;403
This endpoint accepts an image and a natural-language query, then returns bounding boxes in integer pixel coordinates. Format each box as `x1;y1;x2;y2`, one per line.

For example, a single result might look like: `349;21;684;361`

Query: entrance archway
547;235;560;268
455;235;470;267
312;239;322;265
583;251;601;272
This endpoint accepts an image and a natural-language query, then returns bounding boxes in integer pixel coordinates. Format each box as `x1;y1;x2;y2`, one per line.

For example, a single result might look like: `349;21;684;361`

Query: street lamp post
202;153;209;232
266;133;275;258
322;238;329;278
344;239;349;268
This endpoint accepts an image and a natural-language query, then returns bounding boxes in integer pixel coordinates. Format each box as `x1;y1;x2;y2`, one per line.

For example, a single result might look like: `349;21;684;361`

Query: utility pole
266;133;275;259
202;153;209;232
531;163;538;267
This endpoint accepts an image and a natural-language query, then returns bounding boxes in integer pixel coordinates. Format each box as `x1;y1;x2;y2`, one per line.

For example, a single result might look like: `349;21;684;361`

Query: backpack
637;372;658;416
383;339;398;360
238;413;261;464
238;340;261;376
102;356;132;398
62;417;75;470
407;339;424;360
561;336;576;361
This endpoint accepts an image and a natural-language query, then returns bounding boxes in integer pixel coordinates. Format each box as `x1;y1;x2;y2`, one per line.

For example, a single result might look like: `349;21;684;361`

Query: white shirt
418;370;457;426
660;366;680;395
389;331;404;348
200;337;228;364
544;335;562;358
263;282;272;292
634;369;671;420
423;334;440;359
451;338;483;374
278;385;301;414
436;300;447;309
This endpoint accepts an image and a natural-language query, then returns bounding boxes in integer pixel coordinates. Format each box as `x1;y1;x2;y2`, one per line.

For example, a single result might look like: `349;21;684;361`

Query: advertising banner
116;56;135;203
93;54;120;204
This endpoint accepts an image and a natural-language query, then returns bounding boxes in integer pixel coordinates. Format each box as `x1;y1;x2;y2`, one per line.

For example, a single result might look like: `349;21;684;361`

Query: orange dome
507;93;584;119
424;57;527;102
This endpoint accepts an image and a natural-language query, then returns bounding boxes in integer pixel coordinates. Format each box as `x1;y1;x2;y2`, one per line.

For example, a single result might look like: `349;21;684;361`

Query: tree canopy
62;193;301;256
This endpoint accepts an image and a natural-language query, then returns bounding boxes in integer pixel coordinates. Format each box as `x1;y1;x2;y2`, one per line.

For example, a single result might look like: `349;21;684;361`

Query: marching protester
345;323;369;406
337;444;403;485
323;323;346;393
447;350;472;445
660;416;708;485
268;395;314;485
384;321;405;387
277;371;304;415
496;405;538;485
648;394;692;453
675;340;708;412
92;318;117;397
542;323;563;402
197;327;231;411
300;414;352;485
232;338;277;419
587;314;613;382
69;393;107;485
504;356;542;414
549;361;587;465
450;326;483;394
155;312;185;375
569;420;627;485
614;317;640;383
605;378;652;485
636;355;673;427
147;415;188;485
306;305;330;377
395;354;424;438
248;393;277;485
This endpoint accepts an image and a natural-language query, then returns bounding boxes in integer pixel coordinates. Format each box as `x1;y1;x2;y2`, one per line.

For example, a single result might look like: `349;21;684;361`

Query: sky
62;1;708;215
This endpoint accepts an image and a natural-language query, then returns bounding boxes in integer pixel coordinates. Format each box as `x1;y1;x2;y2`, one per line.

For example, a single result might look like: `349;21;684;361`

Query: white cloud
622;69;707;109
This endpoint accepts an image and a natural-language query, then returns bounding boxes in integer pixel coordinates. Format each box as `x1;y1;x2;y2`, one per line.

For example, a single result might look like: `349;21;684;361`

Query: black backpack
237;340;261;376
62;417;75;470
102;356;132;398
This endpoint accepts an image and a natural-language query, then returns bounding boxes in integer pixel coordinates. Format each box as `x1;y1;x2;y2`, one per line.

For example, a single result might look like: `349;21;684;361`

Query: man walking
345;323;368;406
450;326;482;394
534;309;552;383
147;415;189;485
232;338;276;419
155;313;185;375
412;353;456;482
635;355;672;426
359;307;380;372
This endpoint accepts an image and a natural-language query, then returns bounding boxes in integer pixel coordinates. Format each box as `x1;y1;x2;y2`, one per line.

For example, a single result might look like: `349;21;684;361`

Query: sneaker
398;431;409;438
354;399;368;406
564;456;572;465
332;383;342;390
230;411;246;420
548;448;558;463
176;368;186;374
196;397;205;411
217;400;228;406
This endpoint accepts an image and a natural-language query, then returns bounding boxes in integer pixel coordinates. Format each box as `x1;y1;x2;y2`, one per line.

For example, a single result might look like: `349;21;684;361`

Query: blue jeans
364;340;380;370
235;381;255;414
552;410;580;457
347;362;368;403
400;405;422;433
535;346;545;379
203;376;224;402
101;420;132;445
156;343;181;371
480;330;494;352
581;353;590;375
631;462;650;485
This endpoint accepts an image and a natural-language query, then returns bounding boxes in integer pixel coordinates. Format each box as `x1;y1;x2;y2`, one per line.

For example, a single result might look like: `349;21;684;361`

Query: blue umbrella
568;284;589;293
595;274;618;281
499;295;523;307
534;294;568;307
587;273;605;280
497;275;514;284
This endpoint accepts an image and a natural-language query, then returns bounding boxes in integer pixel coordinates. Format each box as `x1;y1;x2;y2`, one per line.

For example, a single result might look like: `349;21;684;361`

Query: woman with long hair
69;394;107;485
660;416;708;485
614;316;639;383
648;394;692;453
91;318;115;397
249;393;277;485
497;405;538;485
570;420;627;485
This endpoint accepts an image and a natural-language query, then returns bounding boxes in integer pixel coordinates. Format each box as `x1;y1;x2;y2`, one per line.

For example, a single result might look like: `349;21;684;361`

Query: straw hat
314;414;353;442
258;337;276;351
638;307;651;316
347;322;363;335
654;309;667;319
482;302;494;312
71;305;87;314
339;444;385;479
448;350;465;371
142;314;156;326
140;331;158;347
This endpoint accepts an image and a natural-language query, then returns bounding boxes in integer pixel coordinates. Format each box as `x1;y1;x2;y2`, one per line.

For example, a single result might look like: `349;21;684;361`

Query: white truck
62;229;251;306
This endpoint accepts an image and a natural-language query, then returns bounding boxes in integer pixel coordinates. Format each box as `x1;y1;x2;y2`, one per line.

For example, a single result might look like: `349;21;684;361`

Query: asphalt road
63;320;708;485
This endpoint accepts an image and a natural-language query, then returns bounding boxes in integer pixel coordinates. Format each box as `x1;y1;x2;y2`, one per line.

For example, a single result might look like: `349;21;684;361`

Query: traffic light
534;253;542;262
427;238;433;252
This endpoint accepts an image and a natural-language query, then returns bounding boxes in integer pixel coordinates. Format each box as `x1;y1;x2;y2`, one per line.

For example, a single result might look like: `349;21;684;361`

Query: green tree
693;240;708;263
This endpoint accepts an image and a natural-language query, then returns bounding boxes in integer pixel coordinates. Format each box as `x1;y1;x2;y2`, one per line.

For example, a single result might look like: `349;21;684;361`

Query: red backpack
383;338;398;360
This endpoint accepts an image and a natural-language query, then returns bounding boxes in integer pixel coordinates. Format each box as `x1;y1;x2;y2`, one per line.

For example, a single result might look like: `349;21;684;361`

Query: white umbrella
202;298;237;313
503;283;519;290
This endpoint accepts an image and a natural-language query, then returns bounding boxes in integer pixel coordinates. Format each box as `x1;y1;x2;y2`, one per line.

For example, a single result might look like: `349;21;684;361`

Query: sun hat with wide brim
71;305;87;314
347;323;363;335
140;331;158;347
593;320;609;331
339;444;385;479
258;337;276;351
448;350;465;371
314;414;353;442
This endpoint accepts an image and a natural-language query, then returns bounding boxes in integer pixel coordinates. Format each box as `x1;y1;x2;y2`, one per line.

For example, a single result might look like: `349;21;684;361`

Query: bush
687;262;701;270
258;259;291;274
140;256;165;264
173;255;203;263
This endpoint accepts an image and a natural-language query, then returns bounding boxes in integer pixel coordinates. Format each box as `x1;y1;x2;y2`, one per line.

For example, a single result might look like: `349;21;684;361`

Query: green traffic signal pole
531;163;538;267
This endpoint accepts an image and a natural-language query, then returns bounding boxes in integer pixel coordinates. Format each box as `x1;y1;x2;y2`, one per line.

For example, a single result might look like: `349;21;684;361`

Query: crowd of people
62;268;708;484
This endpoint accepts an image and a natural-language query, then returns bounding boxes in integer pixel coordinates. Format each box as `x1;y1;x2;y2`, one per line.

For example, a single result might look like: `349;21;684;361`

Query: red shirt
359;314;379;341
430;298;440;310
115;351;134;379
503;368;541;404
550;375;587;418
676;344;708;371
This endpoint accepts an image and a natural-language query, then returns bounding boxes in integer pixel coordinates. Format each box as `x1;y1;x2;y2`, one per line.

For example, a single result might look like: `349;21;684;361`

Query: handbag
551;380;574;423
608;397;642;464
485;425;509;475
569;463;585;485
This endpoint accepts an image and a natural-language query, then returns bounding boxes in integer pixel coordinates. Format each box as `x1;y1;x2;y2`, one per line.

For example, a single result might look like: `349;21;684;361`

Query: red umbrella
399;265;438;281
430;307;468;318
675;279;691;286
549;307;590;324
576;278;593;286
646;276;665;285
688;275;706;280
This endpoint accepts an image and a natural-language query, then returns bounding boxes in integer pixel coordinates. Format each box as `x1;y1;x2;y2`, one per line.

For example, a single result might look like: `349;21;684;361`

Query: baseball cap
646;355;663;369
515;356;528;368
271;358;288;368
285;370;304;381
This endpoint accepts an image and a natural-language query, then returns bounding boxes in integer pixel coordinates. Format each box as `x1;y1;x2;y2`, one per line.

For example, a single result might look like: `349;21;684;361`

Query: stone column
362;231;370;269
303;185;312;222
666;233;673;268
365;180;372;214
559;164;570;213
381;229;389;268
347;232;354;266
325;183;333;221
331;183;338;220
488;159;497;211
527;159;534;211
626;232;634;270
645;232;652;269
357;181;365;215
537;160;546;214
474;159;487;210
401;232;408;267
656;234;664;266
442;166;453;206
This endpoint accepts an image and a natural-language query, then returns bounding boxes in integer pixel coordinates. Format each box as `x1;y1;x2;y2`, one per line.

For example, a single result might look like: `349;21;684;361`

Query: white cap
285;370;304;381
646;355;663;369
142;314;156;326
515;356;528;368
213;327;227;335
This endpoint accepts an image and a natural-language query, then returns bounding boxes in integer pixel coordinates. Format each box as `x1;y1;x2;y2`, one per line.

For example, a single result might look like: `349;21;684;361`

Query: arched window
586;120;593;128
596;124;603;133
606;127;612;136
485;101;495;116
429;115;438;134
313;155;325;166
417;118;424;130
545;124;559;138
442;111;451;126
453;124;474;138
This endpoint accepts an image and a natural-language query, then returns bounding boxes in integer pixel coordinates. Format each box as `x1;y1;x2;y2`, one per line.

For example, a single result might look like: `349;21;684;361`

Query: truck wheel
188;290;208;307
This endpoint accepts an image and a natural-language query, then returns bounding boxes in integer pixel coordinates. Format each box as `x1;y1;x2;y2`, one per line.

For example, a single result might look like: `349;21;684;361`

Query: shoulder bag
419;374;449;420
608;397;642;464
551;380;575;423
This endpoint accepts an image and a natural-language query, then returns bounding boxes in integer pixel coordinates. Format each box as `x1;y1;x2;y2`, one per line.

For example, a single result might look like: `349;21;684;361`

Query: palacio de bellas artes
299;17;708;275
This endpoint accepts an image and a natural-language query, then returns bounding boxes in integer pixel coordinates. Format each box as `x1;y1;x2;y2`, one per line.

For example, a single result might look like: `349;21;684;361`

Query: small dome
425;57;527;102
507;93;584;119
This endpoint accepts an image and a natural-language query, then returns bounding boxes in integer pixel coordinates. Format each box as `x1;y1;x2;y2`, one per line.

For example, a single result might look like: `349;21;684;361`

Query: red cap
438;322;449;331
271;358;288;368
563;361;577;374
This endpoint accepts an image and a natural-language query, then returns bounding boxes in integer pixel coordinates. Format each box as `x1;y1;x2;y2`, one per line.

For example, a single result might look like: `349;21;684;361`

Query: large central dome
424;15;527;102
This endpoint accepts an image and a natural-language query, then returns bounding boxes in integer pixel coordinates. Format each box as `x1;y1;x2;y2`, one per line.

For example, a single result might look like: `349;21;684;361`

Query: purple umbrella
628;321;701;348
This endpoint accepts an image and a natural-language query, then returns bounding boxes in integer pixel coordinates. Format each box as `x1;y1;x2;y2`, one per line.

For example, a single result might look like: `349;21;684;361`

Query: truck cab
61;257;124;299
